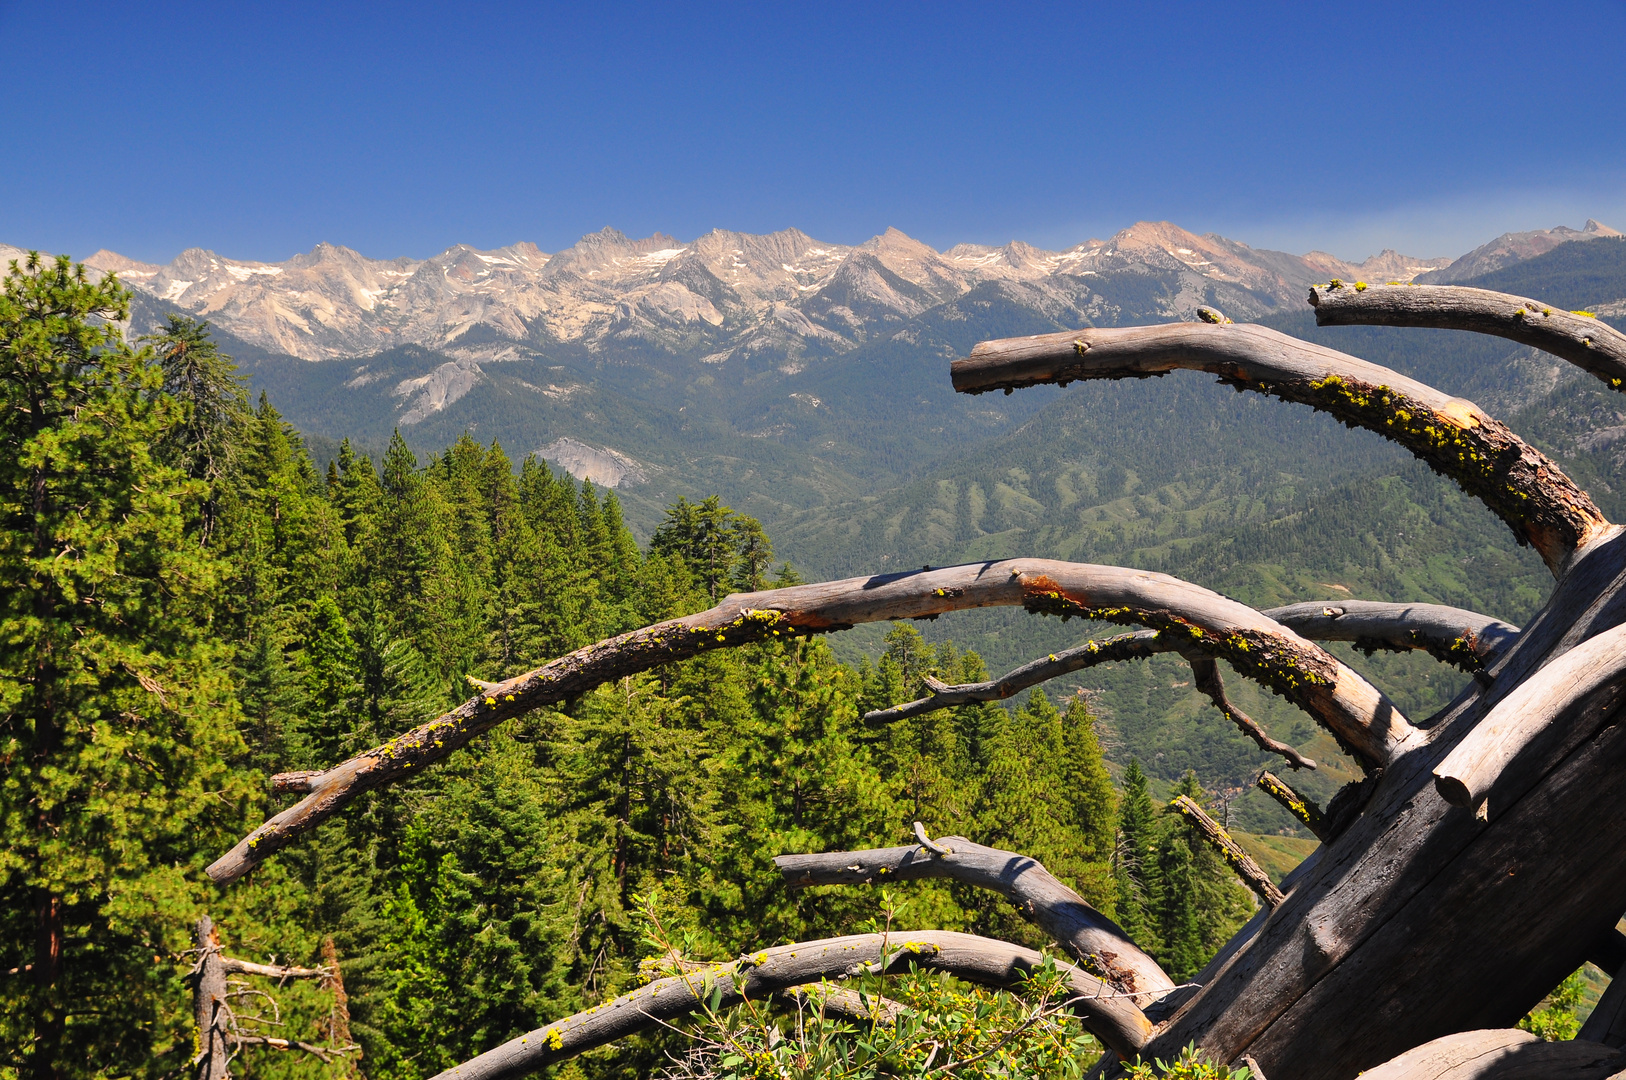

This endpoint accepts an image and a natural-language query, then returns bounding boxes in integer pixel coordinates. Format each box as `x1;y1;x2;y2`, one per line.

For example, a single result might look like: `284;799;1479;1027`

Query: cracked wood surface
210;560;1414;884
1309;282;1626;393
430;931;1151;1080
1357;1029;1625;1079
776;836;1174;1002
951;321;1609;573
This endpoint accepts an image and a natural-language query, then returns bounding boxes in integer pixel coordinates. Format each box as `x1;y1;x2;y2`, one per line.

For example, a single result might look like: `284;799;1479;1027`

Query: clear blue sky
4;1;1624;264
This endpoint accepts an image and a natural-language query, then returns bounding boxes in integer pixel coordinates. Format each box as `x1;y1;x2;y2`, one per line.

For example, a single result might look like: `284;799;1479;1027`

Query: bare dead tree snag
1357;1028;1625;1079
192;916;231;1080
1255;771;1325;840
210;560;1415;884
950;320;1610;573
428;931;1152;1080
1308;282;1626;394
1169;796;1285;909
776;835;1174;1001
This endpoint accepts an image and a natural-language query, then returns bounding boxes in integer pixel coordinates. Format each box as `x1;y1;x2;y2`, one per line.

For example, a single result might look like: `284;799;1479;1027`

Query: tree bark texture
1358;1029;1625;1079
1308;283;1626;394
211;560;1416;884
429;931;1152;1080
1169;795;1284;909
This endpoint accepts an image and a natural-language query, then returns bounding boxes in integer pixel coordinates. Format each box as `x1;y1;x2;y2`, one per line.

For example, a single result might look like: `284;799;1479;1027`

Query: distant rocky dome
1417;219;1622;284
55;221;1447;363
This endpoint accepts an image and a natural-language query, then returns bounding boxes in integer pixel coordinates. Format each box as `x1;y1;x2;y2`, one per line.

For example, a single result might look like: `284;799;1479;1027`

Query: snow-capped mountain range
3;221;1459;363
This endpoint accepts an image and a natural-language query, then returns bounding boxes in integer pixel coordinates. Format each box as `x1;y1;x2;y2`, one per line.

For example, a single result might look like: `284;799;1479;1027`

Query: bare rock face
59;221;1452;364
1417;219;1622;284
537;438;647;488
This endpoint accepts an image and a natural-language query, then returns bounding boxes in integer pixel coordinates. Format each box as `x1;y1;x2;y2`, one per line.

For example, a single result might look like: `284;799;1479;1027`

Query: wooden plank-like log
1434;621;1626;816
951;322;1609;574
209;560;1415;885
1356;1029;1624;1079
1308;282;1626;394
1171;796;1285;909
776;835;1174;1001
429;931;1152;1080
193;916;230;1080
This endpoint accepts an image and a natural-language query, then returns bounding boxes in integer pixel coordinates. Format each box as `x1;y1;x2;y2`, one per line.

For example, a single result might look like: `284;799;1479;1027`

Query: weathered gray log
950;321;1609;573
1434;621;1626;815
194;916;230;1080
783;983;907;1023
1308;282;1626;393
212;560;1416;884
1256;771;1326;840
1189;657;1316;770
429;931;1152;1080
776;836;1174;1001
1357;1029;1625;1079
1170;796;1285;909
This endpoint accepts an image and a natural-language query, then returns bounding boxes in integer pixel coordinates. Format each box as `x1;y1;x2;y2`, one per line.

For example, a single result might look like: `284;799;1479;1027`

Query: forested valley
1;256;1270;1078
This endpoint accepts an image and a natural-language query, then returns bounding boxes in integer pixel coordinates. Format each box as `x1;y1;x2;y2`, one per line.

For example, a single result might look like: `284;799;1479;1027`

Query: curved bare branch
1171;796;1284;909
865;600;1516;732
1189;656;1317;770
1358;1029;1624;1079
429;931;1153;1080
1434;621;1626;815
951;321;1609;574
210;560;1417;885
776;835;1174;1002
1309;282;1626;393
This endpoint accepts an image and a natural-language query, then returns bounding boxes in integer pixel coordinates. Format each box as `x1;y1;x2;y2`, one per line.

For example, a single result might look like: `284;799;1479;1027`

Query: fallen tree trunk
211;560;1415;884
428;931;1152;1080
776;834;1175;1001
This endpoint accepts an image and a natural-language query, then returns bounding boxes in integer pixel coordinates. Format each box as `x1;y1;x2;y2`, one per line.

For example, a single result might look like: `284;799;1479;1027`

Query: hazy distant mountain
1416;219;1622;284
71;221;1446;365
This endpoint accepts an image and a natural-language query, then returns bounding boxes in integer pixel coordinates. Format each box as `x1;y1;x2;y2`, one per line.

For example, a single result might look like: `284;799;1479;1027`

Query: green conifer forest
0;256;1265;1077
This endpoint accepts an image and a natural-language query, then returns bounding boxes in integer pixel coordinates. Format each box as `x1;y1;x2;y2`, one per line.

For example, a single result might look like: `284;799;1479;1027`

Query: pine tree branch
211;559;1418;884
776;835;1174;1002
1171;796;1285;909
951;321;1610;574
1308;282;1626;395
428;930;1153;1080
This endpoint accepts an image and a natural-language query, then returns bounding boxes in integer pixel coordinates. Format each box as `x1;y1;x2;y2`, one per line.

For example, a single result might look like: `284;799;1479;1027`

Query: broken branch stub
1433;621;1626;816
211;559;1415;884
429;931;1153;1080
1309;282;1626;394
950;322;1609;574
776;836;1174;1001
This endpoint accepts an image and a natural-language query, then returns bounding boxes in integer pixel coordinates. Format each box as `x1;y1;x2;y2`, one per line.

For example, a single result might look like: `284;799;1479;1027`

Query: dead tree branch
1308;282;1626;394
429;931;1152;1080
1264;601;1520;676
1170;796;1285;909
776;835;1173;1001
219;958;327;980
1189;657;1317;770
950;321;1609;573
211;560;1416;884
1434;621;1626;816
1255;771;1325;840
1358;1028;1625;1079
193;916;230;1080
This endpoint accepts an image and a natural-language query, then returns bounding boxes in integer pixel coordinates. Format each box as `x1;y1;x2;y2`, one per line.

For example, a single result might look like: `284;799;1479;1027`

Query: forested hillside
1;256;1259;1077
